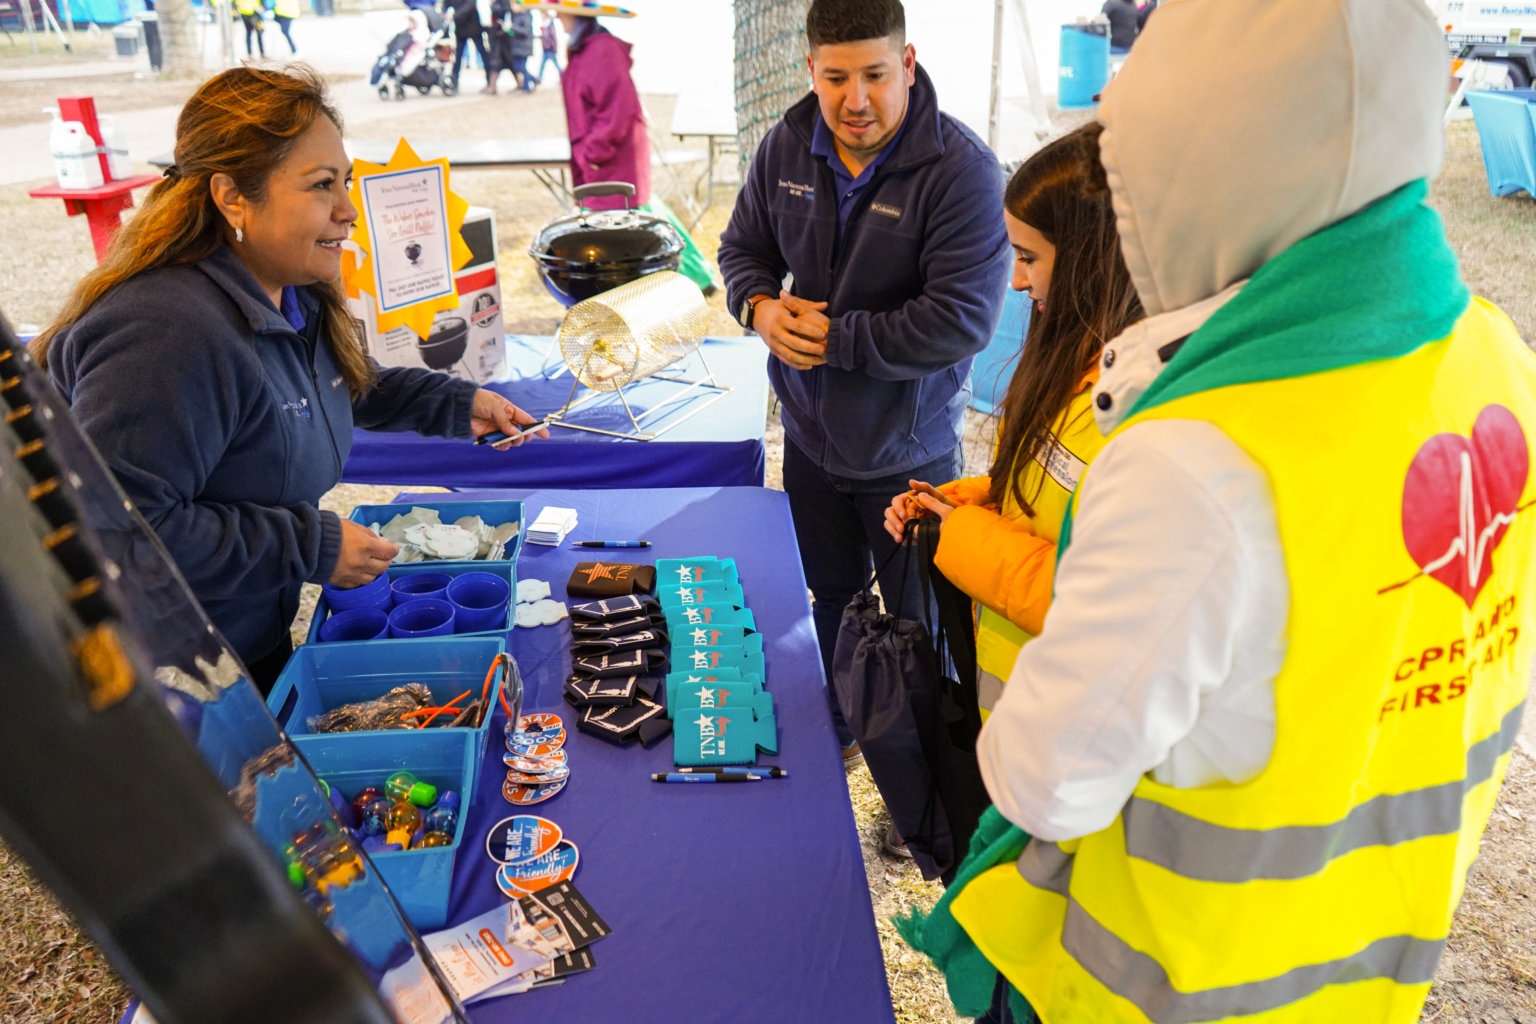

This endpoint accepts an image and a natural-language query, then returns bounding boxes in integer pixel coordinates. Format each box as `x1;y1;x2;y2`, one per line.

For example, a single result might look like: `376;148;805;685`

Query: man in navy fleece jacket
718;0;1009;753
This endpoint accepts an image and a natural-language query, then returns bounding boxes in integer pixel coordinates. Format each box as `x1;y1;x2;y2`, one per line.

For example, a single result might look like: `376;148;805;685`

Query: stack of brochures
525;506;579;546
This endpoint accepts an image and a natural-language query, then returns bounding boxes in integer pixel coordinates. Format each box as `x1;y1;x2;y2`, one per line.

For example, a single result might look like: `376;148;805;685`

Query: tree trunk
732;0;810;175
157;0;203;79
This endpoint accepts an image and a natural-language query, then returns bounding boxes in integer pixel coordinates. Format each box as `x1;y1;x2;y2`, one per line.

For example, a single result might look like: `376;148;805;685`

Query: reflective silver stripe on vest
978;667;1005;713
1011;702;1524;1022
1116;701;1525;882
1020;839;1444;1024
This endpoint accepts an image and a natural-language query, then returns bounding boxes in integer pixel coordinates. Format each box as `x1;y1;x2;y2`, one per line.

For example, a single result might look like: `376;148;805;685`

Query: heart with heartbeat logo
1400;404;1528;608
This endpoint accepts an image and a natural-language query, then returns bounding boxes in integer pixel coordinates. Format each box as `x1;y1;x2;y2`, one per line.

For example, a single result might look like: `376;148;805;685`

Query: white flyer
421;901;550;1004
360;164;455;314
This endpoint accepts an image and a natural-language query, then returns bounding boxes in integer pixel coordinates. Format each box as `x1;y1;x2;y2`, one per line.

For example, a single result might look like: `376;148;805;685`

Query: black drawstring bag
831;515;988;883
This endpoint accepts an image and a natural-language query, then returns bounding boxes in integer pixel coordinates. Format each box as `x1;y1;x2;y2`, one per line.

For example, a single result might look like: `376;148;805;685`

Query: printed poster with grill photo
361;164;452;313
344;138;473;342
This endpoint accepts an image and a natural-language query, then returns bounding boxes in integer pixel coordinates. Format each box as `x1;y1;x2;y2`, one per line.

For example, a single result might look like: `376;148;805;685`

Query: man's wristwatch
739;294;770;330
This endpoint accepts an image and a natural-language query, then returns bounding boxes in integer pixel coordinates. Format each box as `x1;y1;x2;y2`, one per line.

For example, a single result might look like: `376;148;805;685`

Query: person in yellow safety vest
233;0;265;58
897;1;1536;1022
883;121;1143;726
273;0;300;56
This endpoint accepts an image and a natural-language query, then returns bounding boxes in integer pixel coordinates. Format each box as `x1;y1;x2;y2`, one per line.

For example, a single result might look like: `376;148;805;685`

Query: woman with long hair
33;65;544;692
885;121;1143;721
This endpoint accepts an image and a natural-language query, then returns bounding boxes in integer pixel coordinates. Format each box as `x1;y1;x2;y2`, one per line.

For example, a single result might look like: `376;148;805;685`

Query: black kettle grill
528;181;685;308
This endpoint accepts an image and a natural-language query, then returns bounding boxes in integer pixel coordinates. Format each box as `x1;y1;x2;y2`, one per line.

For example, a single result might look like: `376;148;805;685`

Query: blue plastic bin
289;729;477;929
267;636;506;763
1059;23;1110;109
350;499;524;568
307;562;516;644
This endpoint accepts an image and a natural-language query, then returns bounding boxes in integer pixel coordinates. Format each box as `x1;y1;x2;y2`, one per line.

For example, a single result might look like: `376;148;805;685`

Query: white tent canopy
610;0;1110;164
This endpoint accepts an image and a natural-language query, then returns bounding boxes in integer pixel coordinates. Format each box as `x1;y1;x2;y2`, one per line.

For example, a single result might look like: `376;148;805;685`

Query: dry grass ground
0;67;1532;1024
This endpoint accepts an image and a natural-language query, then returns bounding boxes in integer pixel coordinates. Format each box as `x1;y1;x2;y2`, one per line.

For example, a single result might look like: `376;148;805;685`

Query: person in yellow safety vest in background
273;0;300;57
897;1;1536;1022
233;0;265;58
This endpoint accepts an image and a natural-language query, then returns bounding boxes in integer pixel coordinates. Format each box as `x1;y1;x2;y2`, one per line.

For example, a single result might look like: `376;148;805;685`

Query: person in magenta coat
544;2;649;212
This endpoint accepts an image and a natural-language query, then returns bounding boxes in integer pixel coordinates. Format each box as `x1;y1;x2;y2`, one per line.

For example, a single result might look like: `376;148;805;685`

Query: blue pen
651;773;763;783
673;766;788;778
576;540;652;548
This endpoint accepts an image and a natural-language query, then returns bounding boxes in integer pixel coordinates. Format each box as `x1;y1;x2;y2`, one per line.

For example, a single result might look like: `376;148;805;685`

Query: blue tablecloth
1465;89;1536;197
344;337;770;489
416;486;895;1024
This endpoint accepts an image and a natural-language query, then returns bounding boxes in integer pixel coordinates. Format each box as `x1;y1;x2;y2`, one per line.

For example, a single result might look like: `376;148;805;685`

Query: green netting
733;0;811;174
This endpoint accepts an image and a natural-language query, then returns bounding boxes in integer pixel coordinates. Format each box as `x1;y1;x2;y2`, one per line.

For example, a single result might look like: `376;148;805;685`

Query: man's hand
329;518;400;587
470;388;549;446
752;290;830;370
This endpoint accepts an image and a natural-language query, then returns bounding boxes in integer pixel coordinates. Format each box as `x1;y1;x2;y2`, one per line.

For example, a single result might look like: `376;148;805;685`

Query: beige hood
1098;0;1450;316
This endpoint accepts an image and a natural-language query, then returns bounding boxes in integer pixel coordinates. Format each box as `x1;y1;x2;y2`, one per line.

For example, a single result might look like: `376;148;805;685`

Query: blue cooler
969;287;1033;416
1059;23;1110;108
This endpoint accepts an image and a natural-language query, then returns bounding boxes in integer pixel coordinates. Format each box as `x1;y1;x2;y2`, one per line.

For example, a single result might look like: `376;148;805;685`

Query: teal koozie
658;581;745;611
675;641;764;680
672;705;778;766
674;624;759;652
664;669;760;709
663;603;757;630
655;556;739;588
666;680;773;721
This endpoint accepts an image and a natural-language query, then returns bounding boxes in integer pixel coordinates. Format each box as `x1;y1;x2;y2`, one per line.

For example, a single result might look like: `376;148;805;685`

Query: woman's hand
882;479;957;542
329;518;400;587
470;388;549;446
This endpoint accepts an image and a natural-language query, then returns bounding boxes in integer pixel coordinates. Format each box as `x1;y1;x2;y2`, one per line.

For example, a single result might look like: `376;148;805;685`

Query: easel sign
343;139;472;341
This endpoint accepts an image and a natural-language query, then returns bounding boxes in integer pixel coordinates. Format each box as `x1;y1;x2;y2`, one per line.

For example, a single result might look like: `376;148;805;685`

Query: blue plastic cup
318;607;390;643
322;573;392;613
446;572;511;633
388;599;456;638
391;572;452;606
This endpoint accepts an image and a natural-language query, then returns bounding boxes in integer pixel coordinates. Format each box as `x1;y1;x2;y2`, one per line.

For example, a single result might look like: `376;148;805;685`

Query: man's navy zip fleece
49;246;476;663
719;64;1010;480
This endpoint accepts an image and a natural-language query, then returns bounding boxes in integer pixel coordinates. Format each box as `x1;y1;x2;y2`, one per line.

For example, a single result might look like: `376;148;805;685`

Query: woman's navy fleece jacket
48;246;476;664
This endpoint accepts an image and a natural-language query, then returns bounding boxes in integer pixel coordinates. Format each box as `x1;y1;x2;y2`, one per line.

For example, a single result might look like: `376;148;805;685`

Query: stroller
370;6;459;100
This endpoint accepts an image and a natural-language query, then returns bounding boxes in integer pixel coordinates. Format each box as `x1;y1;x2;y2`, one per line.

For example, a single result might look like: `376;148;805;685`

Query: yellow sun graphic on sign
342;138;473;342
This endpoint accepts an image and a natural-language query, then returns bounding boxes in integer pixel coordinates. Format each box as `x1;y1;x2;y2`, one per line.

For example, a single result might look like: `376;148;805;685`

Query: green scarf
900;179;1469;1017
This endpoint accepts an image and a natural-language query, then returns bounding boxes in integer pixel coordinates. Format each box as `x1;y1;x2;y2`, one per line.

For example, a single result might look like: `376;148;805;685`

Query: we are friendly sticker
485;814;563;865
495;841;579;896
506;713;567;757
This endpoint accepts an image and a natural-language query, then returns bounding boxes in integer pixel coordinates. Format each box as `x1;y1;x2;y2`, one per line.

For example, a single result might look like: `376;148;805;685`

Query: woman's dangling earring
235;226;244;244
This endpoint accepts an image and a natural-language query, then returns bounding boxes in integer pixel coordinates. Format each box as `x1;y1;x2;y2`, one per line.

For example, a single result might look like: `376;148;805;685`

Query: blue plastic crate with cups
348;499;524;567
267;636;508;764
309;561;516;644
289;729;477;929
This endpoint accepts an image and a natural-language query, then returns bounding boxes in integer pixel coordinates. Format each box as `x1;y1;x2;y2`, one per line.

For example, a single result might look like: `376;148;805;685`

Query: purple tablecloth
417;486;895;1024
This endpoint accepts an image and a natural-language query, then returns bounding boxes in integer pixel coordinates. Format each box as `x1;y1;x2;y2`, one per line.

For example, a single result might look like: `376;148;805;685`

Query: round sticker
503;748;568;773
484;814;563;865
495;841;579;896
506;713;567;757
503;775;568;806
505;762;571;785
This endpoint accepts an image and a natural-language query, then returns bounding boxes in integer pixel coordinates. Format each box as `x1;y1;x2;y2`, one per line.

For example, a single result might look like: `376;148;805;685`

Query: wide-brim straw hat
515;0;636;16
